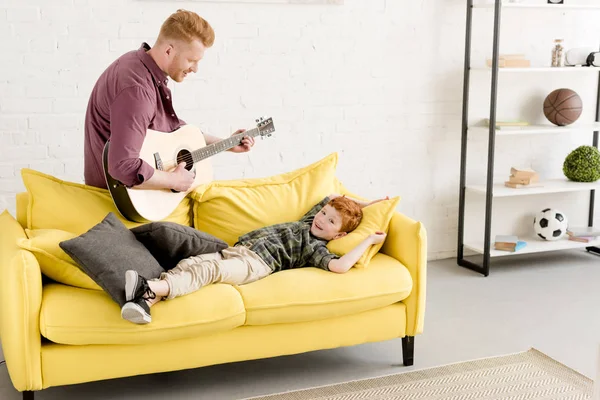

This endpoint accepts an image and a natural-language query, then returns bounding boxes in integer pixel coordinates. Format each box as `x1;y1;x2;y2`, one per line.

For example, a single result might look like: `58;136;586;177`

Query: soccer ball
533;208;568;241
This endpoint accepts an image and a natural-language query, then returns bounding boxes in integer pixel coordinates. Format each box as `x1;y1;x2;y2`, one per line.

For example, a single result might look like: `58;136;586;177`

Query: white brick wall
1;0;599;261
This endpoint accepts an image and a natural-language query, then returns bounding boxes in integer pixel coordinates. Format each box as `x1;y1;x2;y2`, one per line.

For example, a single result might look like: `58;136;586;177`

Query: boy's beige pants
158;246;273;300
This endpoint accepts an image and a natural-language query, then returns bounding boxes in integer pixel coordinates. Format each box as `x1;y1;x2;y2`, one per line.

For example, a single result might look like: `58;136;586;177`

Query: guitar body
103;125;213;222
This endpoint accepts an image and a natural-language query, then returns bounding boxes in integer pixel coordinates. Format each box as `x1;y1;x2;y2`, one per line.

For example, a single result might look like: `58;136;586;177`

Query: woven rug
245;349;593;400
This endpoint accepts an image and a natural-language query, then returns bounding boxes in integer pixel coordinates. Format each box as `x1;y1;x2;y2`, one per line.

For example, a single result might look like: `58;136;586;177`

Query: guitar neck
191;127;260;163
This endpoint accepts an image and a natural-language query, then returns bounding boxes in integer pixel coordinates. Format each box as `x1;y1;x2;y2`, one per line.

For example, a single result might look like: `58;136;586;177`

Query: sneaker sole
121;302;151;324
125;270;138;302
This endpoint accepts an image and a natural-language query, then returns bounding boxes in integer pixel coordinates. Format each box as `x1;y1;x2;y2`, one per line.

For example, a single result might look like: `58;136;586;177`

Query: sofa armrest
381;212;427;336
0;211;43;391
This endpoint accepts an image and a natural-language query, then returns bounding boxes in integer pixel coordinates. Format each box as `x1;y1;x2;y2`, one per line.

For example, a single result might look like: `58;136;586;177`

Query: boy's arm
328;232;387;273
300;196;331;221
329;193;389;208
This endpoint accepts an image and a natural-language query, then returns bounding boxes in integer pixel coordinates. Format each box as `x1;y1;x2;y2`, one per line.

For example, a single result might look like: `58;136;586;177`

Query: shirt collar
138;42;168;86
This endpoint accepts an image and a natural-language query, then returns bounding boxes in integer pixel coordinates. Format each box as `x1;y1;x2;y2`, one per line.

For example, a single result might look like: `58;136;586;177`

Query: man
84;9;254;192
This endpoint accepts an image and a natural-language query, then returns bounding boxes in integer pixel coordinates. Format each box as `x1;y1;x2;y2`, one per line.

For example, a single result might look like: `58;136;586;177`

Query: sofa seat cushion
40;283;246;345
237;253;413;326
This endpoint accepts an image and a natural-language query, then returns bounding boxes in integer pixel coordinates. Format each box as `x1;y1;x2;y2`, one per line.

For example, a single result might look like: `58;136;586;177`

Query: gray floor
1;251;599;399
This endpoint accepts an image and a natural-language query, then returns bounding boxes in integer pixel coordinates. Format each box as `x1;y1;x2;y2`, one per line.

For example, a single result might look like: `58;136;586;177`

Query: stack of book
484;119;530;130
486;54;531;68
505;167;542;189
494;235;527;252
566;226;600;243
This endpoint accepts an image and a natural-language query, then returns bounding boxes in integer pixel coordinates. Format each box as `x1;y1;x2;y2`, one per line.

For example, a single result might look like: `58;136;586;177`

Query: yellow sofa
0;154;427;400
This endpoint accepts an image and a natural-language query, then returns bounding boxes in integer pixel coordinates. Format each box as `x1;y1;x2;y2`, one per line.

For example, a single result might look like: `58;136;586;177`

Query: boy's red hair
328;196;362;233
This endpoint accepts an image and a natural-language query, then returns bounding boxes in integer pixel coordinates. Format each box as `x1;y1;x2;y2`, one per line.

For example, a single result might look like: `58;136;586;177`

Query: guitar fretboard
191;127;260;163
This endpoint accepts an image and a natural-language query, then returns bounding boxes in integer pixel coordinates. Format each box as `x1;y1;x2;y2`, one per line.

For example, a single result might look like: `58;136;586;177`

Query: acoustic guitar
103;117;275;222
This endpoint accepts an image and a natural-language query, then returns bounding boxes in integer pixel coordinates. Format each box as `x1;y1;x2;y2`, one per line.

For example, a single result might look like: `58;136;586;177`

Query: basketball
543;88;583;126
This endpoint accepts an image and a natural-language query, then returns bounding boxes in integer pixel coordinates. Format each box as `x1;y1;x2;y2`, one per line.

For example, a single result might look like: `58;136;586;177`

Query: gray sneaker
121;298;152;324
125;270;155;302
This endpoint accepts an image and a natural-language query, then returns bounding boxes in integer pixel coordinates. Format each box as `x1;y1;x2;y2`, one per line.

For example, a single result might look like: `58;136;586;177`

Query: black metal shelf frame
456;0;600;276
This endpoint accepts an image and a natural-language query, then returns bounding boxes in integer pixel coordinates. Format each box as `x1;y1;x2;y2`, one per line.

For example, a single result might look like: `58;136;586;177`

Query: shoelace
142;283;156;300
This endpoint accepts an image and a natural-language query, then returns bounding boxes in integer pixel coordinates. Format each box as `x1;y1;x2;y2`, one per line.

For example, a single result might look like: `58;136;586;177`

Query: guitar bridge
154;153;163;171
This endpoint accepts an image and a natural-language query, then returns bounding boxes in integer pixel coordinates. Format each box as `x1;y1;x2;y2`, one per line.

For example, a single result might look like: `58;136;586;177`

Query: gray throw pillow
59;213;165;306
130;222;228;271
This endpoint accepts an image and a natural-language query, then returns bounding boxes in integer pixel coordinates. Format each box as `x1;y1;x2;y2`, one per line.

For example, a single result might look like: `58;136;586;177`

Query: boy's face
311;205;347;241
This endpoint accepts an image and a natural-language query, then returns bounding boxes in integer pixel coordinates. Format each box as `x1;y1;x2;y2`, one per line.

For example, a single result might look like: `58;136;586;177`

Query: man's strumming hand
171;162;195;192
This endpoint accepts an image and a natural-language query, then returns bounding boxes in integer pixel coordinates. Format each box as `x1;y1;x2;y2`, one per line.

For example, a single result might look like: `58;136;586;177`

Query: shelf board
469;122;600;136
473;3;600;10
466;179;600;197
472;66;600;73
464;235;600;257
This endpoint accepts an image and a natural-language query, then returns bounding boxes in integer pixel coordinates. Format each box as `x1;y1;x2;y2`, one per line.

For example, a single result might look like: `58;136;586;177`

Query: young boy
121;194;388;324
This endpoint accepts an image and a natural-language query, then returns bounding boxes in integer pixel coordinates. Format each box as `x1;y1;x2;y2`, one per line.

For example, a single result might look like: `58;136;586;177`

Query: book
510;167;537;178
497;54;527;60
495;235;518;245
568;235;595;243
504;181;543;189
514;241;527;251
496;125;530;130
494;240;527;252
566;227;600;237
486;58;531;68
485;119;530;128
508;174;539;185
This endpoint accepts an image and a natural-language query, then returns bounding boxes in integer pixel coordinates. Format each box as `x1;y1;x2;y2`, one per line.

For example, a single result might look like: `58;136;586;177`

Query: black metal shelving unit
456;0;600;277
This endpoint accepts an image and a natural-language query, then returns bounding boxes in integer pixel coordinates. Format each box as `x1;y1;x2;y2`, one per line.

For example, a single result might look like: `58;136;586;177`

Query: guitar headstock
255;117;275;137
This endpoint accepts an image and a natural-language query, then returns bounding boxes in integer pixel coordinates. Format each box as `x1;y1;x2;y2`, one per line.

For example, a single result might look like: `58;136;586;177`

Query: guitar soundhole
176;150;194;170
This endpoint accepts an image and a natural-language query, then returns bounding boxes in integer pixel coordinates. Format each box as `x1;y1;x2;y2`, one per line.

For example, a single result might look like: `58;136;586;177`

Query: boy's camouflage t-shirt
235;197;339;272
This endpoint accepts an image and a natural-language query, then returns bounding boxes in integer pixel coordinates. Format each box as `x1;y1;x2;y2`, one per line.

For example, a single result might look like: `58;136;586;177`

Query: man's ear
334;232;347;240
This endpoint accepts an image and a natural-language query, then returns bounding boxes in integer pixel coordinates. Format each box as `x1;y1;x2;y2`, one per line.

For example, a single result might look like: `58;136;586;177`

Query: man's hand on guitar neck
204;129;255;153
228;129;255;153
136;162;194;192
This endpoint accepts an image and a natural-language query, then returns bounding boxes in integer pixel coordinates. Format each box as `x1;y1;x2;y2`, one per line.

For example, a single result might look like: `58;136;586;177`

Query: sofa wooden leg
23;391;34;400
402;336;414;366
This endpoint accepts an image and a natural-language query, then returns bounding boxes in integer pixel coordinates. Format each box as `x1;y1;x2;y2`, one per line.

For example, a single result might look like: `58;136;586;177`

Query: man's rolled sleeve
309;245;339;271
108;86;156;187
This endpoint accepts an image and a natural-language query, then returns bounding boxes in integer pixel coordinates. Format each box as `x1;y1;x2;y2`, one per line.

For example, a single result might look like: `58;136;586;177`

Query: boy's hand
369;231;387;245
365;196;389;208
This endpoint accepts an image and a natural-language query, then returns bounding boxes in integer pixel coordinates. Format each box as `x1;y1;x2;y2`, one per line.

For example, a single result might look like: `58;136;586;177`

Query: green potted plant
563;145;600;182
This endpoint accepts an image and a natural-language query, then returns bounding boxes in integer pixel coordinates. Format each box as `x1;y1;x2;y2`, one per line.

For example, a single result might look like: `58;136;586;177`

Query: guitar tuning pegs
255;119;259;123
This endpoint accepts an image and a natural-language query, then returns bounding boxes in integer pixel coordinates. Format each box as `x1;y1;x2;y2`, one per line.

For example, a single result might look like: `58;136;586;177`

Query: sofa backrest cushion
191;153;339;246
21;169;192;235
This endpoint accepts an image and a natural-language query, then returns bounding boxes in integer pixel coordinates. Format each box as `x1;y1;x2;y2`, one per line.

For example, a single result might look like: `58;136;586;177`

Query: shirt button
171;113;175;117
164;79;168;84
166;95;170;100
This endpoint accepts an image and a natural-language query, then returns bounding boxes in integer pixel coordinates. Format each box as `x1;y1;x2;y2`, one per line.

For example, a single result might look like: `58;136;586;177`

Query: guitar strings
169;132;257;166
166;123;271;166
